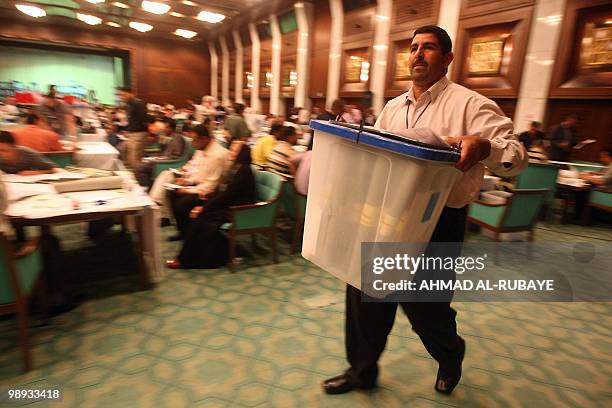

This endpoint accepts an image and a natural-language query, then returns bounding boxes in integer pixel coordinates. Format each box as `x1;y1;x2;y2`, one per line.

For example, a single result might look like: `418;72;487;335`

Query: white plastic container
302;121;461;290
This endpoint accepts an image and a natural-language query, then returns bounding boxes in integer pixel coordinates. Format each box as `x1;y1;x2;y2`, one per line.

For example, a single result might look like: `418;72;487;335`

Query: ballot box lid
309;120;460;163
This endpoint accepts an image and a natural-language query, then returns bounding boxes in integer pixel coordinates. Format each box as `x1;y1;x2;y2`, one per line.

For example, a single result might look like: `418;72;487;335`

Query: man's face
409;33;453;87
0;143;17;163
193;135;211;150
600;152;611;165
119;91;130;102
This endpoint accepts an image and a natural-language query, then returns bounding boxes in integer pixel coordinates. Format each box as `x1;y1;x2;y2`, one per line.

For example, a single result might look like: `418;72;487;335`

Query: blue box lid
309;120;460;163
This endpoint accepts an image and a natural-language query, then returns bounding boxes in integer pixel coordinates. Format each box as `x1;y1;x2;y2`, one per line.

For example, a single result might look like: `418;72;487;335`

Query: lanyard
405;100;431;129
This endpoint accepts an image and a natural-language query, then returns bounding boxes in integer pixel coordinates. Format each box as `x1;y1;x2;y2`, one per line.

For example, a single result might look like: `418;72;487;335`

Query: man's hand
177;188;198;195
444;135;491;172
190;206;203;219
174;178;188;186
198;189;213;200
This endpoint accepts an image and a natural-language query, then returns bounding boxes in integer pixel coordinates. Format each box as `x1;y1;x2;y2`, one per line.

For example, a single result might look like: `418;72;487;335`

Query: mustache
412;59;427;67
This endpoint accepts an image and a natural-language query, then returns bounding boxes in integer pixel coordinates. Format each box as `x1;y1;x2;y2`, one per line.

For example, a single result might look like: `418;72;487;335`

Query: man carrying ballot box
323;25;528;396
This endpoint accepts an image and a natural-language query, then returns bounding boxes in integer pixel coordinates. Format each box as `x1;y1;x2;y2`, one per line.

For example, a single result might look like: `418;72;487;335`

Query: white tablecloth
75;142;119;170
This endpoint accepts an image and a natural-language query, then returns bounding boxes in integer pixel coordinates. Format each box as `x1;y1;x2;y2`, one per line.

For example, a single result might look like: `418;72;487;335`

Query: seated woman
166;142;256;269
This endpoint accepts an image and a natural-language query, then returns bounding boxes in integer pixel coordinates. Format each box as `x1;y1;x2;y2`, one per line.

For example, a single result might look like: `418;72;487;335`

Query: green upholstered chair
586;187;612;222
222;171;284;270
43;151;74;168
467;188;549;242
0;235;46;372
514;162;559;218
280;181;308;253
152;137;195;179
571;161;604;173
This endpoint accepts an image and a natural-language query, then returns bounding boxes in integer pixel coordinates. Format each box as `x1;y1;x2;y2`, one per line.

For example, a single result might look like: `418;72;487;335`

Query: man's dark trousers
344;206;467;386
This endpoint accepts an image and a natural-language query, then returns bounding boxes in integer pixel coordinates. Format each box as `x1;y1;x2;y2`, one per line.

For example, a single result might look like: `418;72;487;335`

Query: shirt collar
405;76;450;105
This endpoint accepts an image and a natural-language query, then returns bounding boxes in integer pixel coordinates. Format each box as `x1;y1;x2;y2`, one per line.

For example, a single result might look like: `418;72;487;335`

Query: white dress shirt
375;76;527;208
185;140;228;192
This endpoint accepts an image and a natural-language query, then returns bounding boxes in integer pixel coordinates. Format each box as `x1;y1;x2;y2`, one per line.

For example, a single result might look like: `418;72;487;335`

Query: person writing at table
167;124;228;240
166;142;256;269
0;131;58;175
580;148;612;188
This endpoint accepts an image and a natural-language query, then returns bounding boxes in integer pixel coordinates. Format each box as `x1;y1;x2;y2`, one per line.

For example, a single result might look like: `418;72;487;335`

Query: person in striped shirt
266;126;298;177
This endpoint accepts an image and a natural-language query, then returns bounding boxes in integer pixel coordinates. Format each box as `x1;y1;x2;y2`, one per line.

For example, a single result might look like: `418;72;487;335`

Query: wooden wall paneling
243;46;252;97
229;51;236;96
452;6;533;98
491;98;516;119
386;34;413;97
391;0;441;34
549;0;612;99
343;6;376;43
0;18;210;107
460;0;534;19
340;42;372;97
310;0;330;98
546;99;612;161
280;57;297;96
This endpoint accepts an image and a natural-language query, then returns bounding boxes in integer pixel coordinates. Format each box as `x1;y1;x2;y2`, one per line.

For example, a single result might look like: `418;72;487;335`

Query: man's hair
0;130;15;145
193;124;210;138
270;123;283;136
182;124;193;133
530;121;541;129
277;126;296;142
413;25;452;54
164;118;177;131
118;86;133;93
605;147;612;157
331;99;346;113
26;113;40;125
234;103;246;115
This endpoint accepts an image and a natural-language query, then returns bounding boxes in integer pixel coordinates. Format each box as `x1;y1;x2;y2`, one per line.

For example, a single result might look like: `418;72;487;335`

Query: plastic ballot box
302;120;461;290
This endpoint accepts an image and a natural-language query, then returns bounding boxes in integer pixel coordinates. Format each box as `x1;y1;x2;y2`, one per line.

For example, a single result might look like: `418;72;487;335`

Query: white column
220;36;230;107
437;0;461;78
249;23;261;114
370;0;392;115
208;42;218;100
295;2;313;110
233;30;244;104
326;0;343;109
514;0;566;132
270;14;282;116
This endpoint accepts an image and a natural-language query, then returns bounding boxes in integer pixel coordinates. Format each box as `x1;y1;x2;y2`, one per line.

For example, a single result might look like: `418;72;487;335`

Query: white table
5;172;162;282
74;141;119;170
79;129;107;143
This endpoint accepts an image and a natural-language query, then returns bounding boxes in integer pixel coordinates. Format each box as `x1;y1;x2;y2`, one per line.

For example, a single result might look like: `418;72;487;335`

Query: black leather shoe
323;374;375;395
435;338;466;395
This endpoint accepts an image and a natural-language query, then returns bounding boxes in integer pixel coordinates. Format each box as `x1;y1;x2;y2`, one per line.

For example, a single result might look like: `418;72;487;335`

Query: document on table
4;182;56;202
1;171;88;183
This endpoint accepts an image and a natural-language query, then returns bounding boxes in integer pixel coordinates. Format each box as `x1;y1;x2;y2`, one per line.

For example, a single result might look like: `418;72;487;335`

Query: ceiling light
129;21;153;32
15;4;46;18
196;10;225;24
175;29;197;39
169;11;184;17
182;0;197;6
77;13;102;25
142;1;170;14
85;0;105;3
112;2;129;8
107;21;121;27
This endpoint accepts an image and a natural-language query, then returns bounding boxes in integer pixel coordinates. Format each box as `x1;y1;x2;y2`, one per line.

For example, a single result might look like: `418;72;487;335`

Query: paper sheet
5;182;56;202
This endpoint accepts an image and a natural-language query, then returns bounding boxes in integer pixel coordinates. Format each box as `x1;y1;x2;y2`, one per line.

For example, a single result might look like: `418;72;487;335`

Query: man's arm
456;97;528;176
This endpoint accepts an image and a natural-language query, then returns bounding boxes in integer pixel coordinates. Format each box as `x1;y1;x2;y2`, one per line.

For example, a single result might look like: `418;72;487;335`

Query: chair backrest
43;151;74;168
182;136;195;160
515;162;559;204
501;189;549;229
255;171;284;202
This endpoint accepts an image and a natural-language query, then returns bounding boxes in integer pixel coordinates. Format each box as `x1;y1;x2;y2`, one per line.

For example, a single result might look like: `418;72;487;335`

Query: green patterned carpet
0;222;611;407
